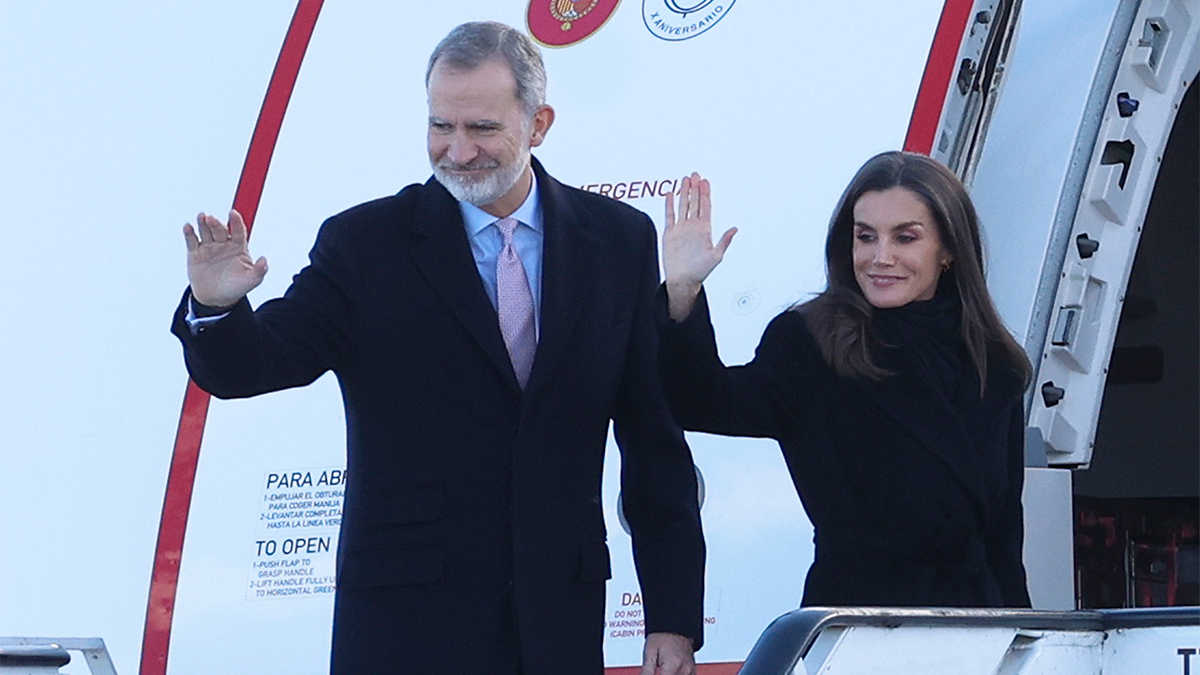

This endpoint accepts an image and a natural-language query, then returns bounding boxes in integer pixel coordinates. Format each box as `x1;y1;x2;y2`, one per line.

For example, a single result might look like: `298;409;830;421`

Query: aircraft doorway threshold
1073;75;1198;610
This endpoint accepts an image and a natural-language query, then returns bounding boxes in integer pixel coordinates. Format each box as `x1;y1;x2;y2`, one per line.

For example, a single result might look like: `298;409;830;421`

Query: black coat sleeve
612;218;706;648
985;404;1032;607
657;287;814;440
170;215;358;399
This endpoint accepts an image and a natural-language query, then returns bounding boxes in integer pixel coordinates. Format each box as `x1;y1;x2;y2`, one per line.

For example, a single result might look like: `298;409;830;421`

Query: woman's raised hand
663;172;736;321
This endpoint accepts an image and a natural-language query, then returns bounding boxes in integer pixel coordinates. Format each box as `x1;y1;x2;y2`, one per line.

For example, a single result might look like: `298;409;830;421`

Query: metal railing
737;606;1200;675
0;638;117;675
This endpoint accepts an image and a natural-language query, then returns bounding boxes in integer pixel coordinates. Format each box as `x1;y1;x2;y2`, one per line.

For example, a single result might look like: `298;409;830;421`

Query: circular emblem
528;0;623;47
642;0;736;41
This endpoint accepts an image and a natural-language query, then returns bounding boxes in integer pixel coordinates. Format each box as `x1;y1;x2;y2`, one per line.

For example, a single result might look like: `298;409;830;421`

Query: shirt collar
459;172;542;238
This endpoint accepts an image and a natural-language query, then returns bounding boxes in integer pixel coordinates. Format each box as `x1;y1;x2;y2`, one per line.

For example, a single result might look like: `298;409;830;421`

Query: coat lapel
523;160;600;398
408;178;519;389
854;357;990;517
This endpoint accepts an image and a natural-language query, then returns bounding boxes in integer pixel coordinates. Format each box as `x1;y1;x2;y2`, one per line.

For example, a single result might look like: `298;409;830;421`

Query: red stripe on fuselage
140;3;324;674
904;0;975;153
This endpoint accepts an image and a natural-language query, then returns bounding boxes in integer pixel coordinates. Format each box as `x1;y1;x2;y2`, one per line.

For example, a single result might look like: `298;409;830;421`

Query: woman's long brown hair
798;151;1032;393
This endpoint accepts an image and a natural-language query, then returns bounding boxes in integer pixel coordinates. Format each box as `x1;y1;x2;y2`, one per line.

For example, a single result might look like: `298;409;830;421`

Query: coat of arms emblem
528;0;621;47
551;0;601;31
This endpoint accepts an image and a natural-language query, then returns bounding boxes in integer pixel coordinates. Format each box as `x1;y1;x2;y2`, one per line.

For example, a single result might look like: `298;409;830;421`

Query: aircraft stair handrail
1097;606;1200;629
736;606;1200;675
0;638;117;675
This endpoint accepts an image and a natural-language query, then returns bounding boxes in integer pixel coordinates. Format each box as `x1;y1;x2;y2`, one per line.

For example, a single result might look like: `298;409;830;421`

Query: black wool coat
659;289;1030;608
172;159;705;674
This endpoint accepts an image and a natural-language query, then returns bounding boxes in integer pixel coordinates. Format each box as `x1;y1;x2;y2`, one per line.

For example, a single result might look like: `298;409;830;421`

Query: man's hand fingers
198;212;230;244
638;638;660;675
198;212;219;244
228;209;248;245
183;223;200;252
195;212;210;244
196;213;210;243
640;633;695;675
637;648;688;675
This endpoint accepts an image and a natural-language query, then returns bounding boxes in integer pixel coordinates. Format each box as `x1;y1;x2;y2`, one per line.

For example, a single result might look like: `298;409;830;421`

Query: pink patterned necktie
495;217;536;387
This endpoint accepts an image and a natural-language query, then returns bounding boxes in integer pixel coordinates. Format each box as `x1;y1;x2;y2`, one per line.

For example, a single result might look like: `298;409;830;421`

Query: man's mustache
438;158;500;172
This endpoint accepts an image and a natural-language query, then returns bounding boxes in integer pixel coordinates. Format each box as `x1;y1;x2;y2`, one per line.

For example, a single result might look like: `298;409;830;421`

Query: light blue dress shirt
458;179;544;335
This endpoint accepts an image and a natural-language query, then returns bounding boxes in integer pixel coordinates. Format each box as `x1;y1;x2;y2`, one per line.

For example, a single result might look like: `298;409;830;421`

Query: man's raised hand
183;209;268;309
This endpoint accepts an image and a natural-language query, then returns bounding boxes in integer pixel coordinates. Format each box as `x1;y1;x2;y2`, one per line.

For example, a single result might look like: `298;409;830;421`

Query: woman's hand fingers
716;227;737;255
666;173;710;229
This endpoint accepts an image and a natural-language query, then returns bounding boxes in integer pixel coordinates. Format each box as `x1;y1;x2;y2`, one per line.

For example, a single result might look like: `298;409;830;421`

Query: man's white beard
433;145;531;208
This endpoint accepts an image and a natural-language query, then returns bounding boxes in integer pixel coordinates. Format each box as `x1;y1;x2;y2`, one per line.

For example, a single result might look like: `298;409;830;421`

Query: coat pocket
578;541;612;583
338;542;444;589
368;483;444;525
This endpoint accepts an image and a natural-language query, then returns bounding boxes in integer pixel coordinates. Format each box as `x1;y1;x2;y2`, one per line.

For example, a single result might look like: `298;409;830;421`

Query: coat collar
408;176;514;388
408;157;600;396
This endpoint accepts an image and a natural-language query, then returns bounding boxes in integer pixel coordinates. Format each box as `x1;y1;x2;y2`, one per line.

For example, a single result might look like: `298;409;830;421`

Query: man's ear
529;105;555;148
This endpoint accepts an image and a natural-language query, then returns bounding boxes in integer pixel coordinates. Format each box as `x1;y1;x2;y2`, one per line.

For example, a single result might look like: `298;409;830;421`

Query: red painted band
140;2;325;674
904;0;975;154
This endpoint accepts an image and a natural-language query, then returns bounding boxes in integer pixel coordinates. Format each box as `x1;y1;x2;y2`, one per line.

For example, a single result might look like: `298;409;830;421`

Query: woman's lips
868;274;905;287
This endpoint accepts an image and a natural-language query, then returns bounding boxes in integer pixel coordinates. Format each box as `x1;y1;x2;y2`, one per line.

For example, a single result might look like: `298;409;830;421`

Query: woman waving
660;152;1033;607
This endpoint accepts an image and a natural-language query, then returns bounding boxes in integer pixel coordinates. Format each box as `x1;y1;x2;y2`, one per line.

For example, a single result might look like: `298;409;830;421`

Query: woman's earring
941;259;951;272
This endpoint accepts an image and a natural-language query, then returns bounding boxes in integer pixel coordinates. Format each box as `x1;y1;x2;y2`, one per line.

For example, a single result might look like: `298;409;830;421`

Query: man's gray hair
426;22;547;117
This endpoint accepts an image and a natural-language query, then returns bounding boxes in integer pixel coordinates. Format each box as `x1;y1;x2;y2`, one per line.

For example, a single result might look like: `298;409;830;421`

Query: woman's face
851;187;951;309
